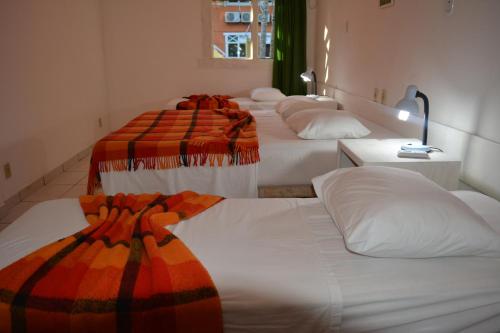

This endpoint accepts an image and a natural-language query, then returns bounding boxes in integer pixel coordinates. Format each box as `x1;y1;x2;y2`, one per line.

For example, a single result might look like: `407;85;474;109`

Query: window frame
209;0;274;61
223;0;252;7
224;32;252;58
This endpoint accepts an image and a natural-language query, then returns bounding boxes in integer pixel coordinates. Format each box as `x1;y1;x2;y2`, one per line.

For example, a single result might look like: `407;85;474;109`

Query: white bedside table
337;139;462;190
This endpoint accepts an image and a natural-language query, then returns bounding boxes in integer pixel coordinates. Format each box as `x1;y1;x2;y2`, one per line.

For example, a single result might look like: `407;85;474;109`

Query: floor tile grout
1;154;90;226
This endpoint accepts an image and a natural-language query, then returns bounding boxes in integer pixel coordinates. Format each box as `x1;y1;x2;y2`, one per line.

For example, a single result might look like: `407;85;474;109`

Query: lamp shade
394;84;431;147
300;69;317;95
300;70;314;82
395;85;419;115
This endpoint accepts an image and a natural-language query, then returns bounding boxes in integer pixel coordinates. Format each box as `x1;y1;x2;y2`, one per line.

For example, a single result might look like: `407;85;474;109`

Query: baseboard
0;145;93;220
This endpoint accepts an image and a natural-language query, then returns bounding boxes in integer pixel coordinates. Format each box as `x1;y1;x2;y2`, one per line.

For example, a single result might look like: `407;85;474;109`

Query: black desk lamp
300;70;317;96
395;85;431;152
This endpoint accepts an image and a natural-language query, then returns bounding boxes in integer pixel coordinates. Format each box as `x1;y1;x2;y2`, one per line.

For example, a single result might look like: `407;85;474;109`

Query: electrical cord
429;147;443;153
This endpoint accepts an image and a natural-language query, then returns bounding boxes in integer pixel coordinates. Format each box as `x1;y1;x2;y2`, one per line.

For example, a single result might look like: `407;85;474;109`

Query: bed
165;97;279;112
1;188;500;332
98;106;399;197
253;109;397;186
91;107;260;197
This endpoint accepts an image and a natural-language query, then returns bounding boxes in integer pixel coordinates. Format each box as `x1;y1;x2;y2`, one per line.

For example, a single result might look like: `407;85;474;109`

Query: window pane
225;0;251;5
257;0;274;59
228;44;239;57
212;0;252;59
239;44;247;57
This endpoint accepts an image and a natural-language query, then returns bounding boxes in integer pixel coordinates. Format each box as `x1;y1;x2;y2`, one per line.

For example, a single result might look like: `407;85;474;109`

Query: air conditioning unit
225;12;241;23
241;12;251;23
258;13;271;23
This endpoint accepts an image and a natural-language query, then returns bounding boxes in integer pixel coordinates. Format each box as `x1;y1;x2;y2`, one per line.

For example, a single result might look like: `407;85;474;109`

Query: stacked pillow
250;87;286;102
276;97;371;140
312;166;500;258
276;97;338;120
286;109;371;140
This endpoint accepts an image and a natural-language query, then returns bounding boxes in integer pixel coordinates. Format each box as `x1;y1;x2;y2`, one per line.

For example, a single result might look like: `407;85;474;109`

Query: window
211;0;275;60
224;33;251;58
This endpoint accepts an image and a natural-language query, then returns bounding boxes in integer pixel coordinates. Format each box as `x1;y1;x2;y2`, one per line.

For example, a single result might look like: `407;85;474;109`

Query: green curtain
272;0;307;96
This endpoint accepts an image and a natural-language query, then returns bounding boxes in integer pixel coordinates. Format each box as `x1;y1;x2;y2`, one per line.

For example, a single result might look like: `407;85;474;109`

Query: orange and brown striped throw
0;191;223;333
176;94;239;110
87;108;259;194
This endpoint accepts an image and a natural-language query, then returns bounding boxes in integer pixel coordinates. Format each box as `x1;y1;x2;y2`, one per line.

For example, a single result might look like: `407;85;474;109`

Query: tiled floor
0;154;92;231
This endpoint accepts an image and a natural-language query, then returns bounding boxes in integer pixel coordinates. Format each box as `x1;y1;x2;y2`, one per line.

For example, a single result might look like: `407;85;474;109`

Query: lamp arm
416;90;429;145
312;71;317;95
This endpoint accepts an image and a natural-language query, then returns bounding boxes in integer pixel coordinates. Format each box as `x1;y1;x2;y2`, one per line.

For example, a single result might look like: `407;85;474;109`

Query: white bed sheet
253;110;399;186
2;194;500;332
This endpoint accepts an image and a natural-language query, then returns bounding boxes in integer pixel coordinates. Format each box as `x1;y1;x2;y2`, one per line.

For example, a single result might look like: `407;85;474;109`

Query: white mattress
1;192;500;332
253;110;399;186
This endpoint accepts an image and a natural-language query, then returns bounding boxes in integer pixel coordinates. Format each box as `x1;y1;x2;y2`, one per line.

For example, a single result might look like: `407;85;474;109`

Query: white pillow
312;166;500;258
286;109;371;140
276;98;338;120
229;97;257;110
250;87;286;101
275;95;311;105
275;96;313;115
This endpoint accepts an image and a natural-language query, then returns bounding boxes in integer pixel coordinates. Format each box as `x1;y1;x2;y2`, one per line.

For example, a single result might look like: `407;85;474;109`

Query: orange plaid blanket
176;94;239;110
87;108;259;194
0;191;223;333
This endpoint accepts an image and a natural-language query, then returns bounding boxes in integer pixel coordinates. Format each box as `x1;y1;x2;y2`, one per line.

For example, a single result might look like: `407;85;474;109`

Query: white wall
0;0;109;200
315;0;500;197
101;0;272;129
0;0;315;201
315;0;500;143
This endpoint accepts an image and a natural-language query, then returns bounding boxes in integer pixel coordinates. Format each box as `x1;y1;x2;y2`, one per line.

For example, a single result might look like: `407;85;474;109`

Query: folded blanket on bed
0;191;223;333
87;108;259;194
177;94;239;110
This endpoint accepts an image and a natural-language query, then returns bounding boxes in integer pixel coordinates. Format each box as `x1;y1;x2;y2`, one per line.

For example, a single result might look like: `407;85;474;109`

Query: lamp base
401;143;432;152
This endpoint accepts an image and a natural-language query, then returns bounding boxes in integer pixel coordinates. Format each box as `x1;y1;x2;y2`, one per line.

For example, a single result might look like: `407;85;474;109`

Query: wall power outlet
3;163;12;179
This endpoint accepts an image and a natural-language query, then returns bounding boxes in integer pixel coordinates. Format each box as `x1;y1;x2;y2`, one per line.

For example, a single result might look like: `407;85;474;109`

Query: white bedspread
1;194;500;332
